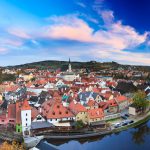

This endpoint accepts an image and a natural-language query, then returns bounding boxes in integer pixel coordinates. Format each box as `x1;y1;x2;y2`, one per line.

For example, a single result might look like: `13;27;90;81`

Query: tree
132;90;149;112
75;120;84;129
0;141;25;150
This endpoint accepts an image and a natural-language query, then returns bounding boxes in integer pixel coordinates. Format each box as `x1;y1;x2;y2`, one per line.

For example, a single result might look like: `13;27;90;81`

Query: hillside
6;60;150;72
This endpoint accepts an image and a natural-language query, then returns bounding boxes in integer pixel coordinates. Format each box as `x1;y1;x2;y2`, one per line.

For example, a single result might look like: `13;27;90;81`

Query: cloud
42;15;94;42
76;2;86;8
101;10;114;25
3;39;23;47
1;7;149;65
7;28;31;39
43;14;147;49
40;13;149;65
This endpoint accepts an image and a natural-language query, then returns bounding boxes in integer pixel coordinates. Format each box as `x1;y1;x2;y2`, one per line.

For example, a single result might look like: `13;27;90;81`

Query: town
0;59;149;149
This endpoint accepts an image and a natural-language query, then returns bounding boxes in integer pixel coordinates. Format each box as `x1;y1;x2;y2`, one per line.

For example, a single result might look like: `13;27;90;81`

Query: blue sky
0;0;150;66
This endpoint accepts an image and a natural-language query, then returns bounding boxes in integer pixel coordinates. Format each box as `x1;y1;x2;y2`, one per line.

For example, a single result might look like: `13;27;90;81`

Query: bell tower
68;58;72;72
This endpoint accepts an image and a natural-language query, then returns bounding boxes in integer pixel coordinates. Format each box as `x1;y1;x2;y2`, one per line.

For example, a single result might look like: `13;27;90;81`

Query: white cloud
76;2;86;8
3;11;150;65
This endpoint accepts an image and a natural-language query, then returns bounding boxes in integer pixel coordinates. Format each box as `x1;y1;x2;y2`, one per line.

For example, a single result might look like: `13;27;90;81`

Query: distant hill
6;60;150;72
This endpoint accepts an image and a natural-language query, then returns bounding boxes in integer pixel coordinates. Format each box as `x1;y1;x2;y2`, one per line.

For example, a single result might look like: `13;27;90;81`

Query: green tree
132;91;149;112
75;120;84;129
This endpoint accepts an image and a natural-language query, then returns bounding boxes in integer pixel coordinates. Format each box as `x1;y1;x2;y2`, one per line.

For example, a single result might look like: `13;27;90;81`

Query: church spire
68;58;72;72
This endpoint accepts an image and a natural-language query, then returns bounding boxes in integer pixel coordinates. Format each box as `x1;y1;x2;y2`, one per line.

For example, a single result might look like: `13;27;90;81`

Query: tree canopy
132;91;149;111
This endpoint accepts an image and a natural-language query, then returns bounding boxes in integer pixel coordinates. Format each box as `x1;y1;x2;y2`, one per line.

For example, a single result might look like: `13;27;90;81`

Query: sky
0;0;150;66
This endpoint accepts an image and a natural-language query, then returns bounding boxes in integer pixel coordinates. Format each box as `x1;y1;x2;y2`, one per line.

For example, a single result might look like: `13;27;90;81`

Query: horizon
3;59;150;68
0;0;150;66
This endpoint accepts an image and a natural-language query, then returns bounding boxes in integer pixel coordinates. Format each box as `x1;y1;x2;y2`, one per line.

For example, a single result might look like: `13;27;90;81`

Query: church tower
68;58;72;72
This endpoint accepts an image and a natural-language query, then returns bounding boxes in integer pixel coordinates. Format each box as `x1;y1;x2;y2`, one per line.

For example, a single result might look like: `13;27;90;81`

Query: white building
61;58;79;81
21;100;31;137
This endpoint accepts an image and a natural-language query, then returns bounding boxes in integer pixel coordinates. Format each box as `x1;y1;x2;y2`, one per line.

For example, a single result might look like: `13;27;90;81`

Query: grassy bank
113;113;150;133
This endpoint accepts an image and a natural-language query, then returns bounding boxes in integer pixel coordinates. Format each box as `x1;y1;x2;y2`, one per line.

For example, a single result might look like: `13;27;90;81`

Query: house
87;108;104;125
107;99;118;114
129;104;142;116
116;95;128;111
16;101;22;133
42;100;75;127
69;101;88;124
7;103;16;127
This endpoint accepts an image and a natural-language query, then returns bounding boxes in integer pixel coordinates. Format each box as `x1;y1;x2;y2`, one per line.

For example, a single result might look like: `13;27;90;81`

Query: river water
48;120;150;150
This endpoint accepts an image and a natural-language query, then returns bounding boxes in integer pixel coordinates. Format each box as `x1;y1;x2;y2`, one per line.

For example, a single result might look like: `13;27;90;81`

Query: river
47;120;150;150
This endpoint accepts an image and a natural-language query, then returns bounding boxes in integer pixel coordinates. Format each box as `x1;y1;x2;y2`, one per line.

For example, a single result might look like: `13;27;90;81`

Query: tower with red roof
21;99;31;137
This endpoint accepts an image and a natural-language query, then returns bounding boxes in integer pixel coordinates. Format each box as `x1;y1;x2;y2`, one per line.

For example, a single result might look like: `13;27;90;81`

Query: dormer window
59;111;62;115
66;111;68;114
53;112;55;115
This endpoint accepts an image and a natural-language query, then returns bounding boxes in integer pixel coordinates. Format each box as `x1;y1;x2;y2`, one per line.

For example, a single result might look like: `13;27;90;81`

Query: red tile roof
31;107;39;121
16;101;22;124
21;99;31;110
42;100;74;119
107;99;118;107
8;104;16;119
88;108;104;119
116;95;127;102
69;101;87;115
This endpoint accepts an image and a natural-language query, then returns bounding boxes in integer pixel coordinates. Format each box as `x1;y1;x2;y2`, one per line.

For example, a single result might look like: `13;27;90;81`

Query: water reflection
131;123;150;145
46;121;150;150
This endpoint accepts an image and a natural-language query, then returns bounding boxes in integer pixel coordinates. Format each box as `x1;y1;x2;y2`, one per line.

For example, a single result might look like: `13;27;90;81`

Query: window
66;111;68;114
26;118;28;121
26;113;28;116
26;123;27;126
55;119;57;121
59;111;62;115
2;120;4;122
37;116;42;120
57;105;60;108
53;112;55;115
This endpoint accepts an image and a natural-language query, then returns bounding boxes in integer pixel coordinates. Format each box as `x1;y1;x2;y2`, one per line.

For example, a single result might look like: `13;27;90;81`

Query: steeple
68;58;72;72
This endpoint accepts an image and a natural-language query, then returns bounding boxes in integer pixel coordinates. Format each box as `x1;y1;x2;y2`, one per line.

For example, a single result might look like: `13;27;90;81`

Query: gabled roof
31;107;39;121
21;99;31;111
8;103;16;119
116;95;127;102
88;108;104;119
42;100;74;119
69;101;87;114
16;101;22;124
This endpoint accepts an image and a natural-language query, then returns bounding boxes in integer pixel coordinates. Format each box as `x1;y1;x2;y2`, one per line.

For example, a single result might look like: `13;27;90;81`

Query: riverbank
43;111;150;140
23;111;150;149
0;130;23;143
113;111;150;133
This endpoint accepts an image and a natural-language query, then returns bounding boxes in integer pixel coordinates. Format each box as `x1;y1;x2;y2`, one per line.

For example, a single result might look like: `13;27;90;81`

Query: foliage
0;141;25;150
75;120;84;129
116;81;137;94
30;77;36;81
0;73;16;84
132;91;149;111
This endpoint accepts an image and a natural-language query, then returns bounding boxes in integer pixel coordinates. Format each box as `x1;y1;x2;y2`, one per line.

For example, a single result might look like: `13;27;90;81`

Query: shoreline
44;112;150;140
1;112;150;148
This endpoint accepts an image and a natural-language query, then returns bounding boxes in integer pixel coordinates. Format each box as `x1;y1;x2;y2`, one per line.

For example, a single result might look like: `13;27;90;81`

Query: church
60;58;80;81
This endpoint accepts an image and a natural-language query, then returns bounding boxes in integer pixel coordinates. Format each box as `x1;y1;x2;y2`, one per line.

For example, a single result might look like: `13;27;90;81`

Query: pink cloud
7;28;31;39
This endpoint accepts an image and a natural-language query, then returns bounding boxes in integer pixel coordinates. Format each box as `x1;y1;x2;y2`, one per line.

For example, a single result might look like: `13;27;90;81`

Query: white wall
21;109;31;137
